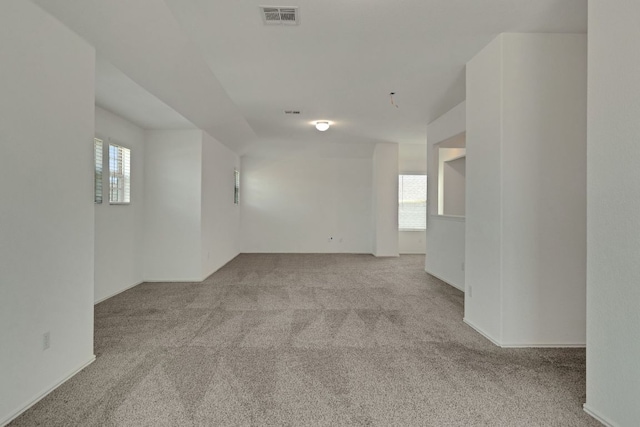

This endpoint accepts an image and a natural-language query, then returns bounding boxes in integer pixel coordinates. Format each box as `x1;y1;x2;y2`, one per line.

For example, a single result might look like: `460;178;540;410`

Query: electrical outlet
43;332;50;350
468;286;472;297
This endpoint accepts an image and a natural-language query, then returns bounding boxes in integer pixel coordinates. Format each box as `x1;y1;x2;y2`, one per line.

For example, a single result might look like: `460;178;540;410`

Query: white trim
1;356;96;427
500;342;586;348
143;278;203;283
463;318;586;348
430;214;465;222
463;317;502;346
94;280;143;305
425;269;464;292
583;404;618;427
444;153;466;163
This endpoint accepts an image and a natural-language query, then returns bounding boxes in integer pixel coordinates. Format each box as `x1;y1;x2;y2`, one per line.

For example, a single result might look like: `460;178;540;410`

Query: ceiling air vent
260;6;299;25
283;110;302;115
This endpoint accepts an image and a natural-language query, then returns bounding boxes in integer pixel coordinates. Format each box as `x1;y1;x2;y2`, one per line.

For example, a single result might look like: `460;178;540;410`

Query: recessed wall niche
435;133;466;217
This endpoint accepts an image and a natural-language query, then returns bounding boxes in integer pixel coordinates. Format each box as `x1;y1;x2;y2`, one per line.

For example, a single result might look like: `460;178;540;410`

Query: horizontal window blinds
399;175;427;230
109;144;131;204
94;138;103;204
234;170;240;204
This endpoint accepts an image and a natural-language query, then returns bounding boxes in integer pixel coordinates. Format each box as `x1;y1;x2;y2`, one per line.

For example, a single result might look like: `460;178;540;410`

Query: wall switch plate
468;286;472;297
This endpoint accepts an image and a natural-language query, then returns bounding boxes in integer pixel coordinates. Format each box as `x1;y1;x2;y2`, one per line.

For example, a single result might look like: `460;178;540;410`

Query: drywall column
465;37;505;340
372;143;399;257
465;33;587;346
0;1;96;424
585;1;640;425
425;102;466;291
143;130;243;282
200;133;241;279
143;130;203;281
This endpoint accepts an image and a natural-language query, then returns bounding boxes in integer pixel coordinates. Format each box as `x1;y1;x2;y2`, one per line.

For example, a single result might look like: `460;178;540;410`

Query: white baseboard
1;355;96;427
425;269;464;292
463;317;502;346
583;404;618;427
463;318;586;348
94;281;143;305
500;342;586;348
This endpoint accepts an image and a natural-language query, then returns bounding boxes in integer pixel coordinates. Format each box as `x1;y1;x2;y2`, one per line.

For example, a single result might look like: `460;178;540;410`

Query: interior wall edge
582;405;618;427
463;318;502;347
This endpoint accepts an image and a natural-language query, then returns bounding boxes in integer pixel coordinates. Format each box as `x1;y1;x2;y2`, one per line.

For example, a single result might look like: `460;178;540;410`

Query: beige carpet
11;254;598;426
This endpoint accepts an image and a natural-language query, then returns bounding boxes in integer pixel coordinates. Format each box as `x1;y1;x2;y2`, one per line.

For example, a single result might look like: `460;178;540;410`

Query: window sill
431;215;465;222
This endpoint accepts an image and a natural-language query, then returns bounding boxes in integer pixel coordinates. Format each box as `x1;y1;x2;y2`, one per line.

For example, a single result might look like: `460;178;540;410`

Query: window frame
398;174;427;231
234;169;240;205
94;138;103;204
108;143;131;205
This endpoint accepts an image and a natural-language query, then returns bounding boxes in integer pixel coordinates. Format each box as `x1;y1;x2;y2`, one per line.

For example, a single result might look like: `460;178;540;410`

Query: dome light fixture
315;121;330;132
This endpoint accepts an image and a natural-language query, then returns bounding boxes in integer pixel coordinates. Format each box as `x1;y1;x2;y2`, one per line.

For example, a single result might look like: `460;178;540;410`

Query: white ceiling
33;0;587;155
95;57;195;130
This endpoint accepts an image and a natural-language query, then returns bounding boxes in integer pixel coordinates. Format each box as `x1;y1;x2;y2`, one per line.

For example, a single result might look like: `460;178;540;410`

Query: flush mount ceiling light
315;121;330;132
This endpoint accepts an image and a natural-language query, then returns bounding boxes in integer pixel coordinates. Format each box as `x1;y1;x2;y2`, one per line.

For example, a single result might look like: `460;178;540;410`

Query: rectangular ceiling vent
283;110;302;115
260;6;299;25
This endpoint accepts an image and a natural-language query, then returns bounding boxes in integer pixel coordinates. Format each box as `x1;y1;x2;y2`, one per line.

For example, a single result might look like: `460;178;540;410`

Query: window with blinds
398;174;427;230
234;169;240;204
94;138;103;204
109;144;131;204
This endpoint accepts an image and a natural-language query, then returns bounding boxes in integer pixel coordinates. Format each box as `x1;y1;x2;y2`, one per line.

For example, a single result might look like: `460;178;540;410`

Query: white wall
241;143;374;253
425;217;466;291
585;1;640;425
426;102;466;291
201;133;241;279
398;143;427;175
501;34;587;346
94;107;145;303
0;1;96;424
143;130;203;281
465;38;503;340
443;157;466;216
373;143;399;257
465;34;587;346
398;143;427;254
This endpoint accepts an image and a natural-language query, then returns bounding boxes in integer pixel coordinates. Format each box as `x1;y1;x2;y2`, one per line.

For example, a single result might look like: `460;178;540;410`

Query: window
234;169;240;204
109;144;131;204
399;174;427;230
94;138;103;204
